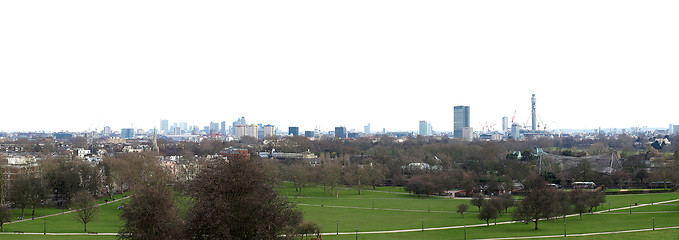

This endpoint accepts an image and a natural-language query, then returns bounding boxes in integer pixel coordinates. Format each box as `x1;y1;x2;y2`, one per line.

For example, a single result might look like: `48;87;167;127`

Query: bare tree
512;174;559;230
456;203;469;217
119;186;183;240
71;190;99;232
0;205;12;232
186;155;302;239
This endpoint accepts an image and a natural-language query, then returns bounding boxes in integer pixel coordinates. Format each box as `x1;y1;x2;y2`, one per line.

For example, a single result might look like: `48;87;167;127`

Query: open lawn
1;186;678;239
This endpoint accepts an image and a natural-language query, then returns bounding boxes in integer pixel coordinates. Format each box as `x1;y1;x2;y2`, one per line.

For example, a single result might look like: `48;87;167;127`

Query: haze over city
2;1;678;132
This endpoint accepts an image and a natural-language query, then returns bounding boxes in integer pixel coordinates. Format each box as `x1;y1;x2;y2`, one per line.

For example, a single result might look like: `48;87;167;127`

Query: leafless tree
71;190;99;232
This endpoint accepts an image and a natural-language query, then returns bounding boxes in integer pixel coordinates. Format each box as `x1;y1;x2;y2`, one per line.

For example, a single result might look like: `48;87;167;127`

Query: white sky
1;1;678;133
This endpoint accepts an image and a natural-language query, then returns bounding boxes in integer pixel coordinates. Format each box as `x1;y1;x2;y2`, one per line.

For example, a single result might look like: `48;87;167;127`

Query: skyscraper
209;122;219;134
220;121;227;135
364;123;370;135
502;117;509;133
289;127;299;136
419;121;432;136
454;106;470;138
160;119;169;134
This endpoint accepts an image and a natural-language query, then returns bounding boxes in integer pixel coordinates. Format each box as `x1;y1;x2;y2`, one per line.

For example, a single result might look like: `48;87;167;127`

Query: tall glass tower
454;106;470;138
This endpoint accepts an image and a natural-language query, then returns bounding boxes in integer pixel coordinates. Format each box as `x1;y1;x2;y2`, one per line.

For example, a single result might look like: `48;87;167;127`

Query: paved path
6;195;131;225
476;225;679;240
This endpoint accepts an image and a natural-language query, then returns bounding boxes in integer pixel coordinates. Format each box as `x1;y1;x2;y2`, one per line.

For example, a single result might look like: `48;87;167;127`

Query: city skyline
2;1;678;132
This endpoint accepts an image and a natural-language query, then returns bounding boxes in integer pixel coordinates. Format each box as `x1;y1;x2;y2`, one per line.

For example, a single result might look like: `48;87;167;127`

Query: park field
1;186;678;239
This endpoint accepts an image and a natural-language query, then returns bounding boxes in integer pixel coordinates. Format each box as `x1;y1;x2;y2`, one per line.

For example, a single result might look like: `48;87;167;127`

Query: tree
500;194;515;213
26;176;47;220
512;174;559;230
586;191;606;213
9;175;31;219
456;203;469;217
0;205;12;232
71;190;99;232
119;185;183;240
186;156;302;239
478;201;498;226
471;193;485;211
570;189;588;220
488;197;505;217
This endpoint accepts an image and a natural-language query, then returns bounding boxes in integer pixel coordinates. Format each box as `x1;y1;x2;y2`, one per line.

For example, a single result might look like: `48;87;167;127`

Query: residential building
235;125;246;138
419;121;432;136
246;124;258;139
264;125;275;138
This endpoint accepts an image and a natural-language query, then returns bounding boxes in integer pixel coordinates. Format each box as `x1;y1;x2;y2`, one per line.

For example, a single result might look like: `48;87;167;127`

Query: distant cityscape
2;93;677;142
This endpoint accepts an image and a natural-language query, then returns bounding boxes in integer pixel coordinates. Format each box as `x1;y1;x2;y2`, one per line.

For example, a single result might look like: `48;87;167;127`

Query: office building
220;121;227;135
121;128;135;139
419;121;432;136
180;122;188;133
364;124;370;134
160;119;169;134
209;122;219;134
304;131;315;138
289;127;299;136
335;126;347;138
173;127;181;135
454;106;470;138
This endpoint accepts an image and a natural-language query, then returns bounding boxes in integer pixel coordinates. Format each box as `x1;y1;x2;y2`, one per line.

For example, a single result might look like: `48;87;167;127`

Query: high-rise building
502;117;509;133
173;127;182;135
462;127;473;141
180;122;188;133
246;124;258;139
160;119;169;134
289;127;299;136
263;125;275;138
235;125;246;138
511;123;521;140
121;128;135;139
220;121;227;135
335;126;347;138
209;122;219;134
364;123;370;135
454;106;470;138
419;121;432;136
531;94;537;131
103;126;112;136
304;131;315;138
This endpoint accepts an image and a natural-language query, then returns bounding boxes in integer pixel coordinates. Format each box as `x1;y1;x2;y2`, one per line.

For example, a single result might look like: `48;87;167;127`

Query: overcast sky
1;1;678;133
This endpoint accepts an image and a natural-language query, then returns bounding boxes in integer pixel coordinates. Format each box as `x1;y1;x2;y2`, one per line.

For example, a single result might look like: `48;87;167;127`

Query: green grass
2;186;679;240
